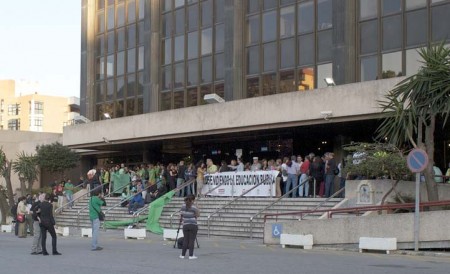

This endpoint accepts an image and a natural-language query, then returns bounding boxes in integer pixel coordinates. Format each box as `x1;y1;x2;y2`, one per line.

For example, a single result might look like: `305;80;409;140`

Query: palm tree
12;151;39;194
377;43;450;202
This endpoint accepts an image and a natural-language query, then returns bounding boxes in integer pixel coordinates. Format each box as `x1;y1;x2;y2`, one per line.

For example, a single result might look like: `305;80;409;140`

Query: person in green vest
64;179;75;209
89;185;106;251
148;163;157;186
101;167;110;194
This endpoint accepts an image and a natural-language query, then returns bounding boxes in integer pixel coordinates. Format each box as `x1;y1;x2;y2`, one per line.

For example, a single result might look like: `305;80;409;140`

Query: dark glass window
96;35;105;56
162;66;172;90
187;59;199;86
96;57;105;80
160;91;172;111
201;56;212;83
360;20;378;54
117;3;125;27
359;0;378;20
163;38;172;65
382;15;402;51
174;35;185;62
106;78;114;101
175;8;185;34
97;12;105;33
200;85;212;104
106;54;114;77
281;0;296;6
117;51;125;75
382;51;402;78
247;45;260;74
187;88;198;107
432;4;450;42
127;24;136;48
188;4;199;31
263;0;277;10
117;27;125;51
262;10;276;42
298;1;314;34
201;28;212;55
175;0;185;8
382;0;402;15
127;73;136;96
406;0;427;10
162;0;172;12
406;48;423;77
188;31;199;59
163;13;173;37
202;0;213;27
138;21;144;44
138;46;144;70
215;24;224;52
137;72;144;95
298;34;314;66
280;38;295;69
406;9;427;47
96;82;104;102
127;0;136;23
280;5;295;38
247;14;260;45
247;77;260;98
117;76;125;99
127;48;136;73
138;0;144;19
318;30;332;62
317;0;333;30
126;98;135;116
174;62;185;88
215;53;224;80
262;73;276;95
279;70;295;93
247;0;260;14
107;6;115;30
263;42;276;72
115;100;124;118
215;0;225;23
215;83;225;99
107;31;115;54
360;55;378;81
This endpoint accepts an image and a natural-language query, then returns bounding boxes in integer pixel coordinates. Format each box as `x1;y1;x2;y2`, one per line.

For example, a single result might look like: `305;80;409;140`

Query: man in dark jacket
38;193;61;256
30;192;44;255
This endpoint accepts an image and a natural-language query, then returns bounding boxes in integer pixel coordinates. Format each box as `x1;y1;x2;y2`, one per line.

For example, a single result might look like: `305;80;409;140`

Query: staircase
55;196;342;239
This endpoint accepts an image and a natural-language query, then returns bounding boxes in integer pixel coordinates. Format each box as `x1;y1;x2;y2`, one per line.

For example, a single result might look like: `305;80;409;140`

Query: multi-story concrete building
0;80;80;133
69;0;450;169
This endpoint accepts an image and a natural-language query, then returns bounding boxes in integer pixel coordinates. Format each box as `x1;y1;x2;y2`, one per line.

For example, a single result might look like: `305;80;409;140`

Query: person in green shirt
89;188;106;251
148;163;157;185
64;180;75;209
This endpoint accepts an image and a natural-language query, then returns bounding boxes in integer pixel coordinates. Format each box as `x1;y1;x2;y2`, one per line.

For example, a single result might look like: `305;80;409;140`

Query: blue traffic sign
272;223;282;238
407;149;429;173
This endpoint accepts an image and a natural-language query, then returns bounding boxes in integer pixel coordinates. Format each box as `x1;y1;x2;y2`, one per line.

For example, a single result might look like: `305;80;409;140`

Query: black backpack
177;237;184;249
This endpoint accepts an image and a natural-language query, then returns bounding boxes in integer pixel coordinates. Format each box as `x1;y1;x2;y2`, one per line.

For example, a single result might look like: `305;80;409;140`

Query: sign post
406;149;429;252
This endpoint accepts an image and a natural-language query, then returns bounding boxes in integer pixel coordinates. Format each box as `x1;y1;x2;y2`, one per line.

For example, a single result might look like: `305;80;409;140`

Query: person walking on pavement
38;193;61;256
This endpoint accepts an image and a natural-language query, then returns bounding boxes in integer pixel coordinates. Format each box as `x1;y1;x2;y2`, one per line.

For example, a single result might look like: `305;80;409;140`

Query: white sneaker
189;256;198;260
179;255;184;259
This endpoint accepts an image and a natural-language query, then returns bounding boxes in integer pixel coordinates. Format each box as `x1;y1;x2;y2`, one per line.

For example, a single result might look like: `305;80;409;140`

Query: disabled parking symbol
272;224;282;238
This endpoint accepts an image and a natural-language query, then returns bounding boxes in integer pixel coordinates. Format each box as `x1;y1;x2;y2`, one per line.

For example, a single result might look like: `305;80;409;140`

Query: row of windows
96;73;143;103
8;119;20;130
360;0;449;20
96;0;144;33
95;97;143;120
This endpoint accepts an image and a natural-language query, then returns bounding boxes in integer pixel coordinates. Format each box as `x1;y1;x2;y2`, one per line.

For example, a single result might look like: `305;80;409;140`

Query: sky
0;0;81;98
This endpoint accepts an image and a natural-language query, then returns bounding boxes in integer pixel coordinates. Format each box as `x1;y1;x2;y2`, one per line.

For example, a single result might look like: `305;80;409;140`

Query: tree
0;148;14;224
35;142;79;180
377;43;450;202
12;151;39;194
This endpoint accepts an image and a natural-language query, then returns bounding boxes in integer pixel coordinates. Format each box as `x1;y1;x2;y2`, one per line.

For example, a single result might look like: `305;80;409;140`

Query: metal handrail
132;178;197;226
263;200;450;222
248;176;310;239
75;181;131;227
55;184;103;214
168;177;234;228
299;187;345;221
207;177;272;237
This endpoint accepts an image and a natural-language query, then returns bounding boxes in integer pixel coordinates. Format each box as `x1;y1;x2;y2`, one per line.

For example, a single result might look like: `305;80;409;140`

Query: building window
8;104;20;116
8;119;20;130
34;102;44;114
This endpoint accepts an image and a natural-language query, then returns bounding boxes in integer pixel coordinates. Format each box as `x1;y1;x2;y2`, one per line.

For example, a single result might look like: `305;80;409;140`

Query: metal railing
132;178;197;227
55;184;104;214
299;187;345;221
168;177;234;228
207;177;272;237
263;200;450;223
75;182;131;227
248;176;310;239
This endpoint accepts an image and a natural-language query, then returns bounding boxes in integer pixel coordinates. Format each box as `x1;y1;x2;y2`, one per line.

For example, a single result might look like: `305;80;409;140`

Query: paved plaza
1;229;450;274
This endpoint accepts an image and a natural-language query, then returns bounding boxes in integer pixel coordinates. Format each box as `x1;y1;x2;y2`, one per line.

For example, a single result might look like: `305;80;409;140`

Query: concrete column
224;0;244;101
332;0;357;85
80;0;96;119
148;0;160;112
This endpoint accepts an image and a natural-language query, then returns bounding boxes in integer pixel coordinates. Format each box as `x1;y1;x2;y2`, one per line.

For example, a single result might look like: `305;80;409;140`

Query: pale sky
0;0;81;98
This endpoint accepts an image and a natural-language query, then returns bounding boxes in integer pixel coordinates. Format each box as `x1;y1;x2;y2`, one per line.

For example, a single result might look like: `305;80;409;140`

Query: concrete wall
64;78;402;149
0;131;61;194
345;179;450;207
264;210;450;248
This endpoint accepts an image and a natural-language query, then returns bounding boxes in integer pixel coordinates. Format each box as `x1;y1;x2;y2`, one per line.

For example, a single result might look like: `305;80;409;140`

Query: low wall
345;180;450;207
264;210;450;248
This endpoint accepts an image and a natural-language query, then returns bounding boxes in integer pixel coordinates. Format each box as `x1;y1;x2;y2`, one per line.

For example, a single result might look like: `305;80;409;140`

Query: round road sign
407;149;429;173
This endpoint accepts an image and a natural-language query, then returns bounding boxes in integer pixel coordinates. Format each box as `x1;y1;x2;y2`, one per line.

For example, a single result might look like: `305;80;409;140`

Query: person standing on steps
89;186;106;251
38;193;61;256
179;196;200;260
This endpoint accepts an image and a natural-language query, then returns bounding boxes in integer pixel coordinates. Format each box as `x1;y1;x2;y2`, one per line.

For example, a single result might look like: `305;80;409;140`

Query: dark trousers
40;223;58;254
182;224;198;257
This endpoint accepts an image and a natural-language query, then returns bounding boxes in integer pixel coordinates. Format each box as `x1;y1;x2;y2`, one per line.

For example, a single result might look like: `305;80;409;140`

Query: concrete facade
63;78;401;149
264;210;450;249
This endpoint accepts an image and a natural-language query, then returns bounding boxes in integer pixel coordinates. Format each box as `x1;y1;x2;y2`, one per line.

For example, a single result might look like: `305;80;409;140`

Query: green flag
146;190;176;234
